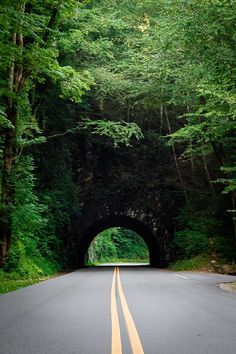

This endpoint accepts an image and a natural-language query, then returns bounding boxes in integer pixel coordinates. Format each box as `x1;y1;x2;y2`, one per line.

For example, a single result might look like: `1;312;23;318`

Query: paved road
0;267;236;354
99;263;149;266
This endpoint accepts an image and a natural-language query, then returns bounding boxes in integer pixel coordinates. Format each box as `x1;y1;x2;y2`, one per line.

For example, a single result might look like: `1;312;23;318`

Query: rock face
67;135;183;268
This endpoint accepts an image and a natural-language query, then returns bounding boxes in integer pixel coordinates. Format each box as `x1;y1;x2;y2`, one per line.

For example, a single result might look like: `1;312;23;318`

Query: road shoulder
219;282;236;293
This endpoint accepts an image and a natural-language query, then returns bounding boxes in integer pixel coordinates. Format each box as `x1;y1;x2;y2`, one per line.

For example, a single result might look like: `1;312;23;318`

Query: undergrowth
88;258;149;266
0;255;62;294
168;254;211;271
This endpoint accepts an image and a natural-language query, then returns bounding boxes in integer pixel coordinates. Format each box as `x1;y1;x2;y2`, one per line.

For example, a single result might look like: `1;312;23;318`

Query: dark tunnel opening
77;215;162;267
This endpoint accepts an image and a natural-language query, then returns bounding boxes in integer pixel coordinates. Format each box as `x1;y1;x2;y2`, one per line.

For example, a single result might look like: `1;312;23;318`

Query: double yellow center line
111;267;144;354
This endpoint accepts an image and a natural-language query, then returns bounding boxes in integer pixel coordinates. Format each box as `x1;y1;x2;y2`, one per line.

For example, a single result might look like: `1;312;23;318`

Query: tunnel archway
77;215;162;267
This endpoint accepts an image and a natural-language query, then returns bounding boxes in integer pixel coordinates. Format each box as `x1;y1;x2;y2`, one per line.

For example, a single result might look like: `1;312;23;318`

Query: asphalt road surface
1;267;236;354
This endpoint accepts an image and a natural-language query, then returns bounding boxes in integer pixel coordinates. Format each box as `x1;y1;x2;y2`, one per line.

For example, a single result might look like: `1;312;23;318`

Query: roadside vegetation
0;270;52;294
0;258;61;294
168;254;212;272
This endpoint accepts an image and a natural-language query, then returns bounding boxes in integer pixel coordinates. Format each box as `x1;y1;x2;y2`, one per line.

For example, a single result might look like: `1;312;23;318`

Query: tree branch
46;126;81;140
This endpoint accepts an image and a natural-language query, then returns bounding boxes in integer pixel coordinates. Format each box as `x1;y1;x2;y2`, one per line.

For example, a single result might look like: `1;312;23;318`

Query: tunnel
76;215;162;267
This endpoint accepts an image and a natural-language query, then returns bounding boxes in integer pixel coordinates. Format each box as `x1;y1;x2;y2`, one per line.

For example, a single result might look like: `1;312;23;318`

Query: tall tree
0;0;86;264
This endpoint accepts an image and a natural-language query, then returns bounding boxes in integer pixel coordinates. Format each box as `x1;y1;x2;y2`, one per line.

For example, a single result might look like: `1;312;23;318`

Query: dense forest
0;0;236;288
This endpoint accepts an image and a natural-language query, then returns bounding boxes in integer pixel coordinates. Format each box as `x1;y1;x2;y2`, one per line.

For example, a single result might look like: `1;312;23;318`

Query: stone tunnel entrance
76;215;162;268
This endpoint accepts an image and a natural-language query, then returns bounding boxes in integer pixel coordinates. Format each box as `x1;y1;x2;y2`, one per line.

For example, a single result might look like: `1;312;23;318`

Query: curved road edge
219;282;236;293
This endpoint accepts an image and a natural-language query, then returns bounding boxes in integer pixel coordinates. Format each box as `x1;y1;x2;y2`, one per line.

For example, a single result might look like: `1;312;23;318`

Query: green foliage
0;107;14;129
49;65;94;103
172;210;220;258
12;157;46;243
82;119;143;147
88;227;149;264
173;230;209;258
169;254;211;271
216;166;236;195
213;234;236;262
0;269;47;294
3;156;62;275
89;229;118;263
154;0;236;168
172;205;236;262
0;259;61;294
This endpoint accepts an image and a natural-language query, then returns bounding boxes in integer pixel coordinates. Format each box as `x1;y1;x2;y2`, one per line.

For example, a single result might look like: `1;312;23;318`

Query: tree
0;0;86;264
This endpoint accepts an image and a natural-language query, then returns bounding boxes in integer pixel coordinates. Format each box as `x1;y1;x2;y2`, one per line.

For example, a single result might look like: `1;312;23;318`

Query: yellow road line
111;267;122;354
117;267;144;354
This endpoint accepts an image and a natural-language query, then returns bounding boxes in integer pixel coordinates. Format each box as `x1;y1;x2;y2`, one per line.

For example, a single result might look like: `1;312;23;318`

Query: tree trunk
0;129;16;265
200;148;216;197
0;105;17;266
231;192;236;247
